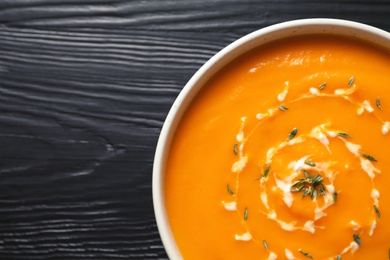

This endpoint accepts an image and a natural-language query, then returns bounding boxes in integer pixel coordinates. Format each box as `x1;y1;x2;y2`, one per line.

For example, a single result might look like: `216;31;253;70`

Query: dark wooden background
0;0;389;259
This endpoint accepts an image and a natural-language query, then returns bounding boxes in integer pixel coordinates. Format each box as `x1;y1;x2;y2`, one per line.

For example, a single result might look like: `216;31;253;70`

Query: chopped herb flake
227;184;234;195
333;190;338;204
244;207;248;220
263;240;269;250
338;132;351;138
348;76;355;86
337;254;342;260
263;164;271;178
233;144;238;155
353;234;361;246
304;160;316;167
299;249;313;259
319;82;327;90
361;152;377;162
288;128;298;140
374;205;381;218
377;97;382;109
278;105;289;111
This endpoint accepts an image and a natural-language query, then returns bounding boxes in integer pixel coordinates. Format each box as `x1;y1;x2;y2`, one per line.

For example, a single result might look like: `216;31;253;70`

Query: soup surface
165;34;390;259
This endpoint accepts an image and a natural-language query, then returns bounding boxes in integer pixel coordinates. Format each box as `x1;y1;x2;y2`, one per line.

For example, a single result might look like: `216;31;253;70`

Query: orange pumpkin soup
165;35;390;259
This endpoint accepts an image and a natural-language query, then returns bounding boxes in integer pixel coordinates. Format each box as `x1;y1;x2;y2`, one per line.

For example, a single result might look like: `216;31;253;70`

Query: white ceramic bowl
152;18;390;259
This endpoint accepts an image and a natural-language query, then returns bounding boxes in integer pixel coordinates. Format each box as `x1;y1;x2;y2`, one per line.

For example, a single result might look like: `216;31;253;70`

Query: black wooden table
0;1;389;259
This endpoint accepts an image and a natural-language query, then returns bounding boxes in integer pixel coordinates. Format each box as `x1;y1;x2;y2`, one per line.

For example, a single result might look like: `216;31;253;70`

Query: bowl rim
152;18;390;259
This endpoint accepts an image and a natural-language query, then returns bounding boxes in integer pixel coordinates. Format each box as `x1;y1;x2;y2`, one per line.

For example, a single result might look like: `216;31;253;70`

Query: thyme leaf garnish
353;234;361;245
299;249;313;259
244;207;248;220
374;204;381;218
278;105;289;111
361;152;377;162
227;184;234;195
291;170;326;200
255;164;271;180
338;132;351;138
288;128;298;140
376;97;382;109
263;240;269;250
304;159;316;167
263;164;271;178
319;82;327;90
333;190;338;204
233;144;238;156
348;76;355;86
336;254;342;260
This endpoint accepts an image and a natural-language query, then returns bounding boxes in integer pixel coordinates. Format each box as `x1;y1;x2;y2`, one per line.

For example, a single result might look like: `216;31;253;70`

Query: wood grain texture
0;0;389;259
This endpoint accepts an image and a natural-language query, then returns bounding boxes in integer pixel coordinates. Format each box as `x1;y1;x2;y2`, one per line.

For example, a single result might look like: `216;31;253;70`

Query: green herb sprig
291;170;326;200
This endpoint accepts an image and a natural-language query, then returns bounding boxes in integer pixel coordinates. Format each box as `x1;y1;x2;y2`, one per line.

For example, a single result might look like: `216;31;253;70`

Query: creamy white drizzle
260;190;269;209
267;210;277;220
362;100;374;113
236;117;246;142
349;220;361;231
268;108;277;117
310;125;329;146
278;87;289;102
360;158;380;179
341;241;359;254
256;112;267;120
310;87;320;96
303;220;316;233
326;130;337;138
222;201;237;211
371;188;380;204
274;175;295;207
235;232;252;241
334;85;356;96
231;156;248;173
369;219;377;236
314;206;327;220
285;249;296;260
277;219;297;231
266;147;276;164
344;141;361;156
268;252;278;260
290;155;311;172
382;121;390;135
357;106;364;115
